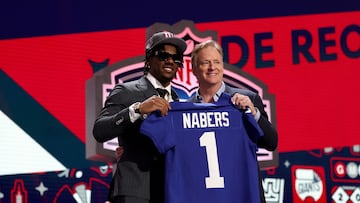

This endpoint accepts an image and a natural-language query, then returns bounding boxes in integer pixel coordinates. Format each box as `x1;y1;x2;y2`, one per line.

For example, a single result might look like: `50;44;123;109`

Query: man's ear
144;61;149;67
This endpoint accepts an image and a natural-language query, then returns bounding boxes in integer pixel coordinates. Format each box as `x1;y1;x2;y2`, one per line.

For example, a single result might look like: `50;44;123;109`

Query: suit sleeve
92;84;140;143
140;113;174;153
252;94;278;151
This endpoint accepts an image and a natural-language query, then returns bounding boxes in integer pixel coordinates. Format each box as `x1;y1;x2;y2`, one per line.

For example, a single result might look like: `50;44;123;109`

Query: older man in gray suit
188;39;278;203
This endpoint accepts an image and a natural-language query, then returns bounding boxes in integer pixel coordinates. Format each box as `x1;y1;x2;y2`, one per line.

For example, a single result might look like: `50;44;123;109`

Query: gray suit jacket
93;76;179;201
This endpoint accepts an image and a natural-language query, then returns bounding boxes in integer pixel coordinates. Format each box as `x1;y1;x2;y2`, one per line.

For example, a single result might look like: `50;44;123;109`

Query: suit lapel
170;88;179;101
136;76;180;101
136;76;157;98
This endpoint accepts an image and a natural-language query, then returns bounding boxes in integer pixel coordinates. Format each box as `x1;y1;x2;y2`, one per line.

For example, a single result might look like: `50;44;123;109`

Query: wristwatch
133;102;141;114
133;102;147;119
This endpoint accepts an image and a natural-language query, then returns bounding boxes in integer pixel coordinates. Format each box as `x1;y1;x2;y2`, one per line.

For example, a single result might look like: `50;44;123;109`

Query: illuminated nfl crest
86;20;278;169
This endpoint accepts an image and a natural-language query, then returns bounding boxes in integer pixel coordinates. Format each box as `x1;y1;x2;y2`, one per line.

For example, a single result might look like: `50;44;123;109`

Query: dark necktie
156;88;168;99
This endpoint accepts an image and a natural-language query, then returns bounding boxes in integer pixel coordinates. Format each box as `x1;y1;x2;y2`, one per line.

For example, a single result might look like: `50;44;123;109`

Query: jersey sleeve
243;112;264;143
140;112;174;153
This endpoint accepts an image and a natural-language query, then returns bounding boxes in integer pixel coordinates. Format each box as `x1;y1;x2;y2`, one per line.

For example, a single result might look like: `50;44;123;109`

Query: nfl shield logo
86;20;278;169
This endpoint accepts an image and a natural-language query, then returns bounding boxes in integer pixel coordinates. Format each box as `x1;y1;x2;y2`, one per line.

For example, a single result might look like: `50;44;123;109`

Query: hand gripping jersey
140;93;264;203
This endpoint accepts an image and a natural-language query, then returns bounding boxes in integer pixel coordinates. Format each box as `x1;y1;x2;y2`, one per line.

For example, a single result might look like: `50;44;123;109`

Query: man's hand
138;95;171;116
231;93;257;116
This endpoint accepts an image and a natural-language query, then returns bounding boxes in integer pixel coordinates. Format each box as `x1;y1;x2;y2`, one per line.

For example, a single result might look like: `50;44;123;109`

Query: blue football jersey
140;93;264;203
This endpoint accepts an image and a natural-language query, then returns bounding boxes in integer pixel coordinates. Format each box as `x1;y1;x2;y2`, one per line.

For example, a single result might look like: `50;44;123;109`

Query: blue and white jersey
140;93;264;203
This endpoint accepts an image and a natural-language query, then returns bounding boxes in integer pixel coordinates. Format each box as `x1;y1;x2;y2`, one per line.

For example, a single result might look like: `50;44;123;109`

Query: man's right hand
138;95;171;116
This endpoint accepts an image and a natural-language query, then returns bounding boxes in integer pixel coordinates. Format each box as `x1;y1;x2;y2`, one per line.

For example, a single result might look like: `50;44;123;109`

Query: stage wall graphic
0;11;359;203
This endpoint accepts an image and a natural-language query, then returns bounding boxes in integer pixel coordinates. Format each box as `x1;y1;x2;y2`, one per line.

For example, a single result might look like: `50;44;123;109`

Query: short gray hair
191;40;223;68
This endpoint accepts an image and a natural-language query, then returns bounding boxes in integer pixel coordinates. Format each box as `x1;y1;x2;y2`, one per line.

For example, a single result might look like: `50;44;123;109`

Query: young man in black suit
92;31;187;203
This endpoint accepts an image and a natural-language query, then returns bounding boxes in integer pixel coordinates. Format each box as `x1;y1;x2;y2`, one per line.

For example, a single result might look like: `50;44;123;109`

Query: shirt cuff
129;103;141;123
254;107;260;122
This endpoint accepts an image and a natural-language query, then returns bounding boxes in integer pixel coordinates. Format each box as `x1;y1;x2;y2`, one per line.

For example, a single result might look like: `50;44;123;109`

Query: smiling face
147;44;181;87
192;45;224;90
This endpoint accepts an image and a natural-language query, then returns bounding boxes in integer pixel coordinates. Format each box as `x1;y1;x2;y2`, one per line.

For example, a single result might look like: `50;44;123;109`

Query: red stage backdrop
1;12;359;154
1;10;360;203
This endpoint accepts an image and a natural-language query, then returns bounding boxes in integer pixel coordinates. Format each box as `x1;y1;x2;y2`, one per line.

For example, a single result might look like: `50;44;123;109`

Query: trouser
111;196;149;203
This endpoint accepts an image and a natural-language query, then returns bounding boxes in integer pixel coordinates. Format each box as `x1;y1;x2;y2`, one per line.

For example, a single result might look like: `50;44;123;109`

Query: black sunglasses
154;51;183;66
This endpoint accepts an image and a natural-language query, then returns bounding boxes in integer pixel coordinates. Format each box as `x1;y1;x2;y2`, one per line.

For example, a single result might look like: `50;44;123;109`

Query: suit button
115;117;124;125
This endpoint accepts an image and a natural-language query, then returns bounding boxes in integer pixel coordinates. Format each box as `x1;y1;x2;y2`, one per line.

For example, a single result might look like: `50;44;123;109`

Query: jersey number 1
199;131;225;189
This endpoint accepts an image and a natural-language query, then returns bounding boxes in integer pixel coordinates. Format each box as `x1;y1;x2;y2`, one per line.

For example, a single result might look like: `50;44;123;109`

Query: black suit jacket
188;85;278;203
93;76;178;202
